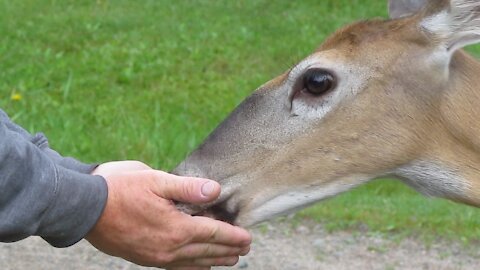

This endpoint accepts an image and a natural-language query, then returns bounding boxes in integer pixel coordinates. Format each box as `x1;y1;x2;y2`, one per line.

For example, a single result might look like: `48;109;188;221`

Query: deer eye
303;68;335;96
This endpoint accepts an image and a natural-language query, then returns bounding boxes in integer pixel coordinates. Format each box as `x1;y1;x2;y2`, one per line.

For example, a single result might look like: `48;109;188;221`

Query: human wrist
39;166;108;248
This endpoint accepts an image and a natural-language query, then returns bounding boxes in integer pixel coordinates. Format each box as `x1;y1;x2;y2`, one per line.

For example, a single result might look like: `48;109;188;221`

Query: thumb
151;171;221;204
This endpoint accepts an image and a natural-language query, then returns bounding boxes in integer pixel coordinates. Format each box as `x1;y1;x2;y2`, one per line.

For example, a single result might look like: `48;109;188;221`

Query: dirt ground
1;220;479;270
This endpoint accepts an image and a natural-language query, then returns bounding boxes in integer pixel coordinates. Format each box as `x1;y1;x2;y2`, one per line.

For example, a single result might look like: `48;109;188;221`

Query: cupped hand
87;163;251;269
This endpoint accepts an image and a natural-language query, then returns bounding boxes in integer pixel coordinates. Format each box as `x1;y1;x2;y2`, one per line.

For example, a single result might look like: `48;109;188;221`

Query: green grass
1;0;480;242
298;179;480;243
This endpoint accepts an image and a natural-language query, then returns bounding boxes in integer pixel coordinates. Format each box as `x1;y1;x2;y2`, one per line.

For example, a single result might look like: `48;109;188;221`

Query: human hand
91;160;152;176
86;166;251;269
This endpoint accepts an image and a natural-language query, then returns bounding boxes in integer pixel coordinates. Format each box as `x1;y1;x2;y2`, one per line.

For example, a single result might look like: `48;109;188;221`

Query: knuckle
181;181;196;198
205;224;218;241
169;231;188;245
156;252;175;265
203;244;214;256
168;235;182;245
194;223;218;242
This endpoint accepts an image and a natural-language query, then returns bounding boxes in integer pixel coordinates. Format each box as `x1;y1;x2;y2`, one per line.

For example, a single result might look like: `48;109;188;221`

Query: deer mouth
175;199;240;225
174;180;242;225
192;201;240;225
172;165;244;224
171;160;246;225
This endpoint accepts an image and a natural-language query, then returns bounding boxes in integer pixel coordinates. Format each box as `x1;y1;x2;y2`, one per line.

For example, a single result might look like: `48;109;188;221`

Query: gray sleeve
0;110;98;174
0;121;108;248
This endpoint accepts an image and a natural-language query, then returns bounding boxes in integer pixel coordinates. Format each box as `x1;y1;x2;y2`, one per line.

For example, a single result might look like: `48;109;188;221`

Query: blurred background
1;0;480;246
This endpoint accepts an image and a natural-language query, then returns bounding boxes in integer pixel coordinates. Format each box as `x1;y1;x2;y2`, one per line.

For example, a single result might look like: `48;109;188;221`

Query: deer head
174;0;480;227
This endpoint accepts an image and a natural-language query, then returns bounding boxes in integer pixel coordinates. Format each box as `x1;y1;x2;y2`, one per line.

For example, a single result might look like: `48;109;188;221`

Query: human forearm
0;122;107;247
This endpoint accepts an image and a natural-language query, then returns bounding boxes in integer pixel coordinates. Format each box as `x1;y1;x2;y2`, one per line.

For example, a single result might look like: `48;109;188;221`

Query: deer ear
389;0;429;19
421;0;480;52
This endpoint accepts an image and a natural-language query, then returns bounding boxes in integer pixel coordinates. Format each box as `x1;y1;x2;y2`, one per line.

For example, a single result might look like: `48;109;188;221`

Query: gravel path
1;219;479;270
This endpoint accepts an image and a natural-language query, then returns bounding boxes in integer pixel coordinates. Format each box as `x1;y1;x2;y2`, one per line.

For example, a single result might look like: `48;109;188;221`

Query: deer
174;0;480;228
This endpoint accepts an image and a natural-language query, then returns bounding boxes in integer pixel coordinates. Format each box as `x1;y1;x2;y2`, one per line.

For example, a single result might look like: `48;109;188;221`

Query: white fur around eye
286;52;372;120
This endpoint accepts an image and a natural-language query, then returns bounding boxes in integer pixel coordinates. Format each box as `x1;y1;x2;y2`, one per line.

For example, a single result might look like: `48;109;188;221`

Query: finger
175;243;249;260
188;216;252;246
151;171;221;204
240;245;250;256
167;256;239;268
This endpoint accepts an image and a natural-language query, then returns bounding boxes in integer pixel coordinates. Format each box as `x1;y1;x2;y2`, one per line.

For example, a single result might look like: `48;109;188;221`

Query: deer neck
395;51;480;205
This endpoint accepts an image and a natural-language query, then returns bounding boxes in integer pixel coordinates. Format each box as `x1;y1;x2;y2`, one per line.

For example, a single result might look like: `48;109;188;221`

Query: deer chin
235;175;371;227
176;174;372;227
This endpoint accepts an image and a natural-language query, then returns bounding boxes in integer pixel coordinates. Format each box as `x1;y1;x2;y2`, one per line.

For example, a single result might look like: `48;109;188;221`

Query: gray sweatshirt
0;109;108;248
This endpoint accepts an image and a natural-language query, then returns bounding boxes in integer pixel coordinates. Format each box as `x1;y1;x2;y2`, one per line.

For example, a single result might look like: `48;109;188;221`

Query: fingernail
201;181;216;197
